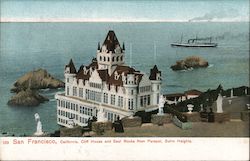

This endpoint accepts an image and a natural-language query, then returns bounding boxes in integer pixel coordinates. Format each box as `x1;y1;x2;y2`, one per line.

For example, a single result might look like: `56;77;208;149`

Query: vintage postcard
0;0;249;160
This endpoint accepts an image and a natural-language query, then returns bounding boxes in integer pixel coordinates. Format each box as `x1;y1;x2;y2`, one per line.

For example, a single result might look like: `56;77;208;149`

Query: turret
123;69;138;111
65;59;77;96
97;30;125;75
97;42;100;51
149;65;162;105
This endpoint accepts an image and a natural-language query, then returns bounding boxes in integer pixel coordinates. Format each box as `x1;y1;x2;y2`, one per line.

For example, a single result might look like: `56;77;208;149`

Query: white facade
55;31;162;127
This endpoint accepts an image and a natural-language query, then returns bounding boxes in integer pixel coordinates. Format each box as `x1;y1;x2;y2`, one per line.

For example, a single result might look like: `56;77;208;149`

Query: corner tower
97;30;125;75
65;59;77;96
149;65;162;105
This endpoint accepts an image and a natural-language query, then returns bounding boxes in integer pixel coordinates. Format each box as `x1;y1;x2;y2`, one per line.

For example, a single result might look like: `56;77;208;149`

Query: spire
97;42;100;50
65;59;77;74
122;42;125;50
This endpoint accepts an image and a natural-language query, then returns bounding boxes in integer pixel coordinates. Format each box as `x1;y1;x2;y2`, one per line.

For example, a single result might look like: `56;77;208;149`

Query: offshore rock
171;56;209;71
7;89;49;106
11;68;64;93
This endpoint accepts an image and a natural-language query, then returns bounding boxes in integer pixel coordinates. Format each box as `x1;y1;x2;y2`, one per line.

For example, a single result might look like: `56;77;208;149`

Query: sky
0;0;249;22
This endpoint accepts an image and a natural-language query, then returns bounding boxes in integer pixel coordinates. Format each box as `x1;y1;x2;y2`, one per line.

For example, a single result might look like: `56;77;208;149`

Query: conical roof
102;30;120;53
65;59;77;74
149;65;161;80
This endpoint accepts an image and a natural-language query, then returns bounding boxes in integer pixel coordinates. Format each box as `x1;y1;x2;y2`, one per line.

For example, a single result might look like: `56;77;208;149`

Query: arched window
116;56;119;62
104;57;106;62
112;57;115;62
107;57;110;62
100;56;102;61
120;56;123;61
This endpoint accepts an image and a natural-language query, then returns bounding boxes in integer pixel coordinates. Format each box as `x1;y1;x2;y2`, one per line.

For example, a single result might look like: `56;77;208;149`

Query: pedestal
183;112;200;122
214;112;230;122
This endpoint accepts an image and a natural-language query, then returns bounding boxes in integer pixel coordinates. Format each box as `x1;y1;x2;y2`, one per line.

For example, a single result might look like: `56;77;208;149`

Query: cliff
7;89;49;106
11;69;64;93
171;56;209;71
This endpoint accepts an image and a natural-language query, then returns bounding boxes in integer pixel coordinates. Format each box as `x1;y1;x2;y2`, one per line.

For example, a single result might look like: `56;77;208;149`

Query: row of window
103;93;124;107
105;111;120;122
89;82;102;89
58;100;79;111
58;110;78;120
85;89;101;102
99;55;123;62
140;95;151;107
79;117;89;124
79;106;97;117
140;86;151;93
58;110;120;124
58;118;68;124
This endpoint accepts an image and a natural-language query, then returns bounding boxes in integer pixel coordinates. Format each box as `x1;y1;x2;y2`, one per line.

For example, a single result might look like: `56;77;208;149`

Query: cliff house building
55;31;162;127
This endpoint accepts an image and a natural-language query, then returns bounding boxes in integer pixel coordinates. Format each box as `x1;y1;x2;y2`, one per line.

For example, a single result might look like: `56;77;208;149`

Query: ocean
0;22;249;136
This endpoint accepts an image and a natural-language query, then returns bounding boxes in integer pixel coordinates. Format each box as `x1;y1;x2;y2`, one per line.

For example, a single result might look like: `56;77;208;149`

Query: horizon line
1;18;249;23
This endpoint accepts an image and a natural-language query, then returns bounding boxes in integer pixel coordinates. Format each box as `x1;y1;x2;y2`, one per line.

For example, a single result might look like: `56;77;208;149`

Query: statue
97;107;108;122
216;93;223;113
200;104;204;112
230;89;234;98
157;95;165;115
34;113;44;136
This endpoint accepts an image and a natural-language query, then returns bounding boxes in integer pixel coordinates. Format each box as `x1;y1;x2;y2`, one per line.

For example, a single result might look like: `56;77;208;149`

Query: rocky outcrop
171;56;209;71
11;69;64;93
7;89;49;106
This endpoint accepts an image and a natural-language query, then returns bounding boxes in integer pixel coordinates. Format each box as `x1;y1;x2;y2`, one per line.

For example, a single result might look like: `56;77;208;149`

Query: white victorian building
55;30;162;127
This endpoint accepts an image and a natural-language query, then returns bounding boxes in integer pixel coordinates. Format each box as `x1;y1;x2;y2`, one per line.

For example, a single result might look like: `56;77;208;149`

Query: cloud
189;8;241;22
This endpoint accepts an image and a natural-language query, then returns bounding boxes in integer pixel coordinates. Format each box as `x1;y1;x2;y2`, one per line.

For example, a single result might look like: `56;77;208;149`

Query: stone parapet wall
214;112;230;122
121;116;142;127
241;111;250;121
151;114;172;125
183;112;200;122
60;126;82;137
92;122;113;134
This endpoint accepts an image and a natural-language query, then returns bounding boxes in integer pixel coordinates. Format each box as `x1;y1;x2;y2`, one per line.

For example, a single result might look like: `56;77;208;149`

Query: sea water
0;22;249;136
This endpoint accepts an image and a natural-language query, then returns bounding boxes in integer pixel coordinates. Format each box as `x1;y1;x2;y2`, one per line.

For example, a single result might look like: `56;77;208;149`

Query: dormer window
83;67;87;74
102;45;107;52
115;46;121;53
114;71;119;80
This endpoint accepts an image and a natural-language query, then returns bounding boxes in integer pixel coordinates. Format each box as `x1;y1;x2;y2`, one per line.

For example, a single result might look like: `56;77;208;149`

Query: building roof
87;58;98;69
108;65;143;87
102;30;121;53
164;93;185;98
184;89;202;96
149;65;161;80
65;59;77;74
76;66;90;81
97;69;109;82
